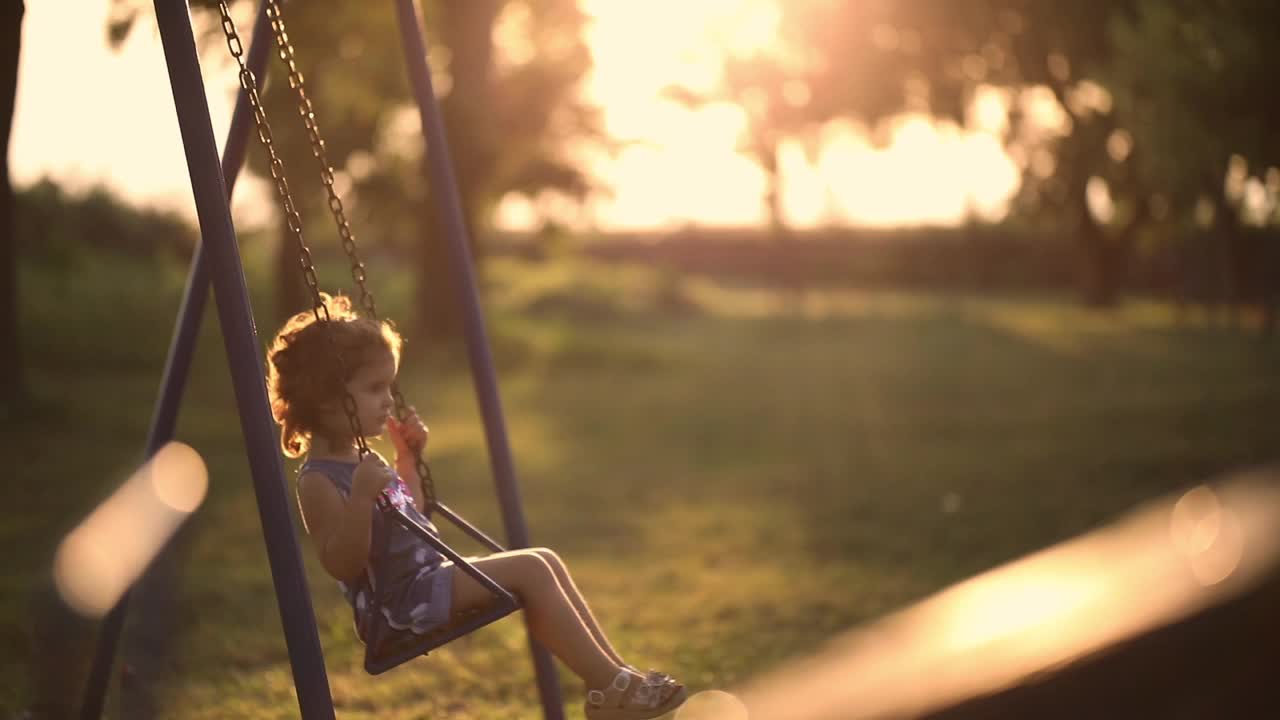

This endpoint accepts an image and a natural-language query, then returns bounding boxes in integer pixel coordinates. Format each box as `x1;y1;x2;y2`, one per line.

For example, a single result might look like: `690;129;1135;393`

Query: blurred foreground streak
25;443;207;719
722;467;1280;720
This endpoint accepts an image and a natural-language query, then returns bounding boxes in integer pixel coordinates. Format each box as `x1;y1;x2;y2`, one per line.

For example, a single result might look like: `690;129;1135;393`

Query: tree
869;0;1280;311
109;0;597;337
886;0;1148;306
413;0;596;337
663;1;1160;304
691;1;1152;303
1106;0;1280;328
1;0;24;411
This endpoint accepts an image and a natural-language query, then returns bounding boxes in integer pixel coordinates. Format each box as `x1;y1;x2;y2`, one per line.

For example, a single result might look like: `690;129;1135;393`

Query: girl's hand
387;407;429;457
351;455;396;503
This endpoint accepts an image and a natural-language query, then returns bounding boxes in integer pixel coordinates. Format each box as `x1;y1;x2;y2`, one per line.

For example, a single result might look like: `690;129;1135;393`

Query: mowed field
3;251;1278;718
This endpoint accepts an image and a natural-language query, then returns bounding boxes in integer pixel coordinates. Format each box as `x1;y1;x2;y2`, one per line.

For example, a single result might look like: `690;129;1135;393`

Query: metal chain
217;1;370;457
260;0;438;506
263;0;378;320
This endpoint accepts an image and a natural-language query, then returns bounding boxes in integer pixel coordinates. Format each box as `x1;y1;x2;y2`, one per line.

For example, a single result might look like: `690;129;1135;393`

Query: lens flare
150;441;209;512
54;442;208;617
1170;485;1244;586
728;471;1280;720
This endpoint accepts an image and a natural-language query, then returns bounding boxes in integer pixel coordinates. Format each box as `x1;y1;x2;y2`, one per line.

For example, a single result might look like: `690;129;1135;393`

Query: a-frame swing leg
149;1;337;717
392;1;565;717
79;1;278;717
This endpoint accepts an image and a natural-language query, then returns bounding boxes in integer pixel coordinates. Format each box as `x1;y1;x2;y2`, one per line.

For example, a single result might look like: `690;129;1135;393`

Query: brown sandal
584;669;688;720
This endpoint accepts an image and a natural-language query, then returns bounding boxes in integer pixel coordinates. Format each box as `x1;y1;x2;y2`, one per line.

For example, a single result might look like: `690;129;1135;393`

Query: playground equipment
78;0;564;717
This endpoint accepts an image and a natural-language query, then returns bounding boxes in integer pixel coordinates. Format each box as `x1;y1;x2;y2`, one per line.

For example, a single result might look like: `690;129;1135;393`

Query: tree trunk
1044;87;1135;309
1264;229;1279;338
1214;196;1244;331
439;0;500;242
0;1;24;410
760;138;789;243
755;135;803;297
274;214;310;324
414;0;501;340
413;200;464;340
1075;192;1123;307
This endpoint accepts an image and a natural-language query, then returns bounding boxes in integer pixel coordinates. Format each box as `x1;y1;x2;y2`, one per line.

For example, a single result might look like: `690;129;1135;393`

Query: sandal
585;669;688;720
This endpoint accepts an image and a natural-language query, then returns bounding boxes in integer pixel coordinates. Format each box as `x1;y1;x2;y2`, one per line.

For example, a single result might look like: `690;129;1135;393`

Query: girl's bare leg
450;552;621;689
529;548;629;667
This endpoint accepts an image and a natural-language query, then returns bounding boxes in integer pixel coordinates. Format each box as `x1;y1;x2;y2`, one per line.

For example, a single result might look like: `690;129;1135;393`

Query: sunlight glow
18;0;1026;232
11;0;273;228
54;443;208;617
550;0;1022;231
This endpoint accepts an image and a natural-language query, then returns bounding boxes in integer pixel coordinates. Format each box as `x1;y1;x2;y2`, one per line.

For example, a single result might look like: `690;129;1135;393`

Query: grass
4;250;1279;718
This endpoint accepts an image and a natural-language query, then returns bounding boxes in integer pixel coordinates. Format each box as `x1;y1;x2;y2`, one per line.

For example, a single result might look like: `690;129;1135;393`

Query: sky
11;0;1024;233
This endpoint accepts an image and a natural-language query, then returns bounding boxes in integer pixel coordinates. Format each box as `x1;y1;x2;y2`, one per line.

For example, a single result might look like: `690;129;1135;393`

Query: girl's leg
529;548;628;667
450;552;621;689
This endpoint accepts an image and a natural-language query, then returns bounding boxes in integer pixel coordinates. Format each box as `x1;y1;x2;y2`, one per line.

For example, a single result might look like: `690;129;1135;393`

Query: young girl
266;294;688;719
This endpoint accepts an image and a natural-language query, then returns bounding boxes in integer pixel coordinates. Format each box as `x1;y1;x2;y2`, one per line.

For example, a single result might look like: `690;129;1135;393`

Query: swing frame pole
151;0;336;717
83;0;557;714
391;1;565;717
79;1;276;717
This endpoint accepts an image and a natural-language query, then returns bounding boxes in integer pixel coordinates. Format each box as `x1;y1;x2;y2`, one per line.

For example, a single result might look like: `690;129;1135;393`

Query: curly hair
265;293;403;458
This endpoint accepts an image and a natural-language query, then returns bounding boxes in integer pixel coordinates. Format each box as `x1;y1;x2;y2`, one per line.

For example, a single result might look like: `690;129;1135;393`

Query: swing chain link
391;391;438;508
216;0;370;456
263;0;379;322
253;0;439;505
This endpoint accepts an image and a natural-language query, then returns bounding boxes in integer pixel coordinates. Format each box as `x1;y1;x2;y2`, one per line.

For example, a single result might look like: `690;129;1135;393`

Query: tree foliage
108;0;598;335
1107;1;1280;205
15;179;197;266
705;0;1276;308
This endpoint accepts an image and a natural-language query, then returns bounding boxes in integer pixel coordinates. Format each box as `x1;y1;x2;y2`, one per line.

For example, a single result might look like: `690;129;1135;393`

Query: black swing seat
361;500;522;675
363;595;521;675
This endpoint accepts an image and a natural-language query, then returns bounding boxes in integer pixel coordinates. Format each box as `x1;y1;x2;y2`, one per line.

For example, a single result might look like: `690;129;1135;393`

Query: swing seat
361;499;522;674
361;596;521;675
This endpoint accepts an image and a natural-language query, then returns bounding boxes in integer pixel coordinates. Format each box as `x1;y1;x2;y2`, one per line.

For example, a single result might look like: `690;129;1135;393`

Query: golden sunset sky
12;0;1025;233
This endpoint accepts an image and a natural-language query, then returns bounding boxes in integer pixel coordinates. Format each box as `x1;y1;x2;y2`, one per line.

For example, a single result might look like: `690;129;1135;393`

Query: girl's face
321;349;397;440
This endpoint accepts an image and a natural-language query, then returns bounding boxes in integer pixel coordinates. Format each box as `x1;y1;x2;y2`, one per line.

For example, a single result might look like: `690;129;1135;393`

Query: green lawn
4;251;1278;718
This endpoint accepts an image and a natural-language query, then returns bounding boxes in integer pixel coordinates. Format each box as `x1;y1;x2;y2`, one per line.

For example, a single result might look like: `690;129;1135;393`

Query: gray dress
298;458;455;638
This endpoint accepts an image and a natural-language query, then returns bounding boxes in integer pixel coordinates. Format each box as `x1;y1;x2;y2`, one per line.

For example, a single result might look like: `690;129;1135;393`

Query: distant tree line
14;179;197;268
568;225;1278;333
671;0;1280;312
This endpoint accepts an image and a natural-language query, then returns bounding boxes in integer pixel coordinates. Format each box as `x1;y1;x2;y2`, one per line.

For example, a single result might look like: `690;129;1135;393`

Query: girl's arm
395;453;429;515
387;413;430;514
297;471;376;584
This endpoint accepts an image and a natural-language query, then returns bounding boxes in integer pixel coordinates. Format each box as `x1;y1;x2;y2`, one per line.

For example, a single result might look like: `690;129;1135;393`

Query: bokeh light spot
150;441;209;512
54;442;208;617
675;690;749;720
1169;485;1244;586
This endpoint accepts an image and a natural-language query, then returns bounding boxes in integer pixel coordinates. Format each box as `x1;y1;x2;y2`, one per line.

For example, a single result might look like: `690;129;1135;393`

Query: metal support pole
390;1;564;717
152;0;334;717
79;2;273;717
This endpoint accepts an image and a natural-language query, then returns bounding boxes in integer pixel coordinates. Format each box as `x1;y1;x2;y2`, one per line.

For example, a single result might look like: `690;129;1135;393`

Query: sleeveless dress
298;457;456;638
